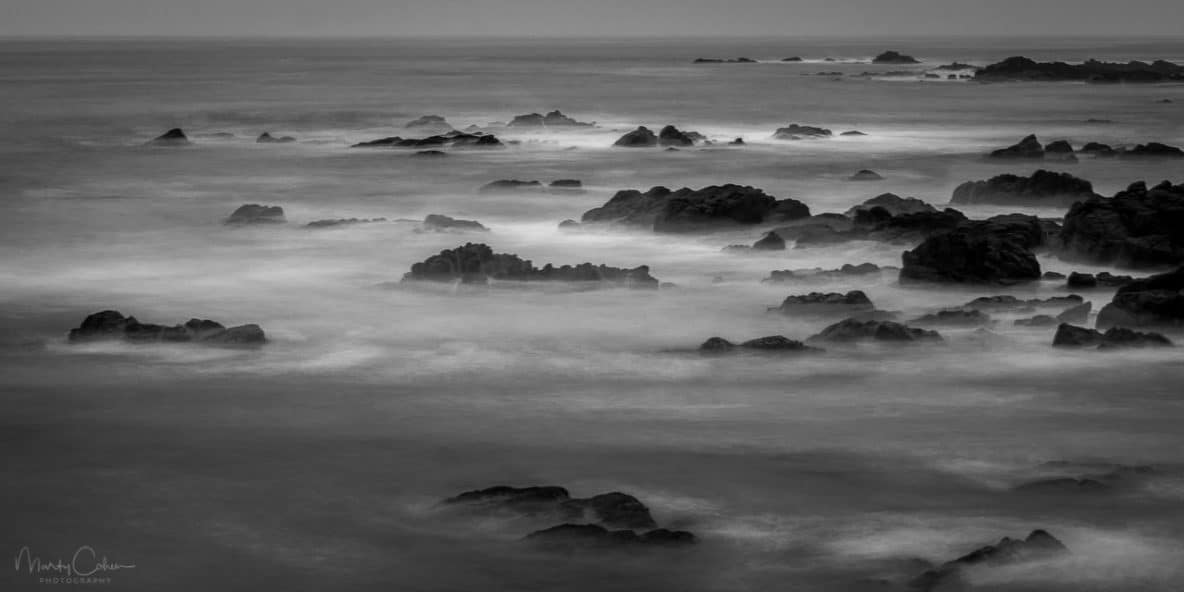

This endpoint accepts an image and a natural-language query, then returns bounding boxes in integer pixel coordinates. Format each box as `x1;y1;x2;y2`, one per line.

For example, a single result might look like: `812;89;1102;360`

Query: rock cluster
1060;181;1184;268
975;56;1184;82
403;243;659;288
580;184;810;233
67;310;266;345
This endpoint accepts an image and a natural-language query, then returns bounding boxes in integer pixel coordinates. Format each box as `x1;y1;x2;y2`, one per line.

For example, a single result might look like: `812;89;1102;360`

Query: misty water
2;37;1183;591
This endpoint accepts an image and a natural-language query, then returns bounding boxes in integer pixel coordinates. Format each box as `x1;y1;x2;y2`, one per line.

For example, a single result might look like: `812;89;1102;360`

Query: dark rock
728;137;745;145
951;170;1098;207
963;294;1083;311
777;291;875;315
1097;327;1173;349
549;179;583;189
421;214;488;232
147;128;190;146
613;126;658;147
693;57;757;64
443;485;571;512
975;56;1184;82
406;115;451;130
1060;181;1184;268
581;184;810;233
256;132;296;144
910;530;1068;592
1043;271;1067;280
524;524;696;550
1096;267;1184;328
782;57;803;62
773;124;832;140
479;179;544;193
1080;142;1117;157
738;335;819;352
1067;272;1098;288
225;204;285;225
509;110;593;127
840;130;867;136
752;231;786;250
403;243;659;288
989;134;1044;159
873;51;920;64
1120;142;1184;159
558;219;580;229
1015;315;1059;327
808;319;942;343
1053;323;1104;347
657;125;696;147
910;309;992;327
935;62;976;70
849;170;884;181
67;311;265;346
305;217;387;228
763;263;883;282
412;150;447;157
560;492;656;530
901;215;1044;284
699;337;737;353
847;193;937;217
1045;139;1074;154
1057;302;1092;324
351;132;503;149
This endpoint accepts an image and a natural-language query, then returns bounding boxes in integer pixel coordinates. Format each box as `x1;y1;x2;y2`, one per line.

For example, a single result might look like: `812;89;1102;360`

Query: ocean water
1;37;1184;591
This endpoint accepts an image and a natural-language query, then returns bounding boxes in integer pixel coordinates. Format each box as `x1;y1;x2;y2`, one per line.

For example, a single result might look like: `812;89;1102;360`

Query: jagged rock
351;132;502;149
777;291;874;315
1095;267;1184;328
225;204;285;225
901;215;1044;284
403;243;659;288
67;311;265;345
256;132;296;144
479;179;544;193
509;110;593;127
989;134;1044;159
975;56;1184;82
910;530;1068;592
849;170;884;181
421;214;488;232
951;170;1098;207
773;124;832;140
873;51;920;64
1060;181;1184;268
1120;142;1184;159
763;264;883;282
581;184;810;233
808;319;941;343
752;231;786;250
910;309;992;327
147;128;190;146
613;126;658;147
657;125;696;147
1053;323;1105;347
305;217;386;228
846;193;937;217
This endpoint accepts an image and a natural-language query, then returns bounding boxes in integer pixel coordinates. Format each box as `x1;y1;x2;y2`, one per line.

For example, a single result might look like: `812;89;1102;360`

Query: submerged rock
700;336;821;354
67;310;266;346
147;128;190;146
849;170;884;181
777;291;874;315
581;184;810;233
1060;181;1184;268
225;204;286;225
808;319;942;343
403;243;659;288
256;132;296;144
305;217;386;228
479;179;544;193
351;132;503;149
1095;267;1184;328
951;170;1098;207
509;110;593;127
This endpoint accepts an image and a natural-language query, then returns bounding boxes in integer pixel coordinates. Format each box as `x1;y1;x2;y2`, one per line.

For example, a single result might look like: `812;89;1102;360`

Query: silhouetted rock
989;134;1044;159
951;170;1098;207
413;150;447;158
963;294;1083;311
1080;142;1117;157
840;130;867;136
509;110;593;127
1053;323;1173;348
782;57;803;62
225;204;285;225
403;243;659;288
421;214;488;232
549;179;583;189
613;126;658;147
1043;271;1067;280
524;524;696;550
581;184;810;233
910;530;1068;592
351;132;503;149
560;492;657;529
901;215;1045;284
1060;181;1184;268
1120;142;1184;159
444;485;571;513
847;193;937;217
406;115;452;130
873;51;920;64
773;124;832;140
910;309;992;327
693;57;756;64
763;264;884;282
1067;272;1098;288
147;128;190;146
975;56;1184;82
1053;323;1104;347
752;231;786;250
305;217;386;228
808;319;941;343
777;291;874;315
479;179;544;193
1096;267;1184;328
1044;139;1076;161
256;132;296;144
849;170;884;181
67;311;265;346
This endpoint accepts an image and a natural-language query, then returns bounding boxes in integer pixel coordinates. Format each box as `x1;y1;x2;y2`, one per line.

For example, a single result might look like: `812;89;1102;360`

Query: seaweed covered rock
1060;181;1184;268
951;170;1098;207
581;184;810;233
67;311;266;346
403;243;659;288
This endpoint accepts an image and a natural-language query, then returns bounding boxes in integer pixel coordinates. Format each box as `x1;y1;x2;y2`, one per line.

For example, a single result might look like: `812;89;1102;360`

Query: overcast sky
3;0;1183;37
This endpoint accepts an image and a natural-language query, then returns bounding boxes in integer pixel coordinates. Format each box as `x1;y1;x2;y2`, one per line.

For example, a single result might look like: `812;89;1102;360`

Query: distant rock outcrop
403;243;659;287
772;124;832;140
1120;142;1184;159
910;530;1069;592
699;335;821;354
225;204;286;225
421;214;488;232
479;179;544;193
67;310;265;346
351;132;503;149
1060;181;1184;268
256;132;296;144
1053;323;1173;349
776;291;875;315
693;57;757;64
846;193;937;217
405;115;452;131
849;170;884;181
508;110;593;127
147;128;190;146
951;170;1099;207
975;56;1184;82
989;134;1044;159
305;217;387;229
581;184;810;233
872;51;920;64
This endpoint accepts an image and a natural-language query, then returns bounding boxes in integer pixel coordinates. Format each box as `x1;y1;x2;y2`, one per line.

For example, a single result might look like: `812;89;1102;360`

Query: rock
782;57;803;62
989;134;1044;159
910;530;1068;592
657;125;696;147
558;219;580;229
225;204;285;225
1053;323;1173;348
405;115;452;130
752;231;786;250
351;132;503;149
1053;323;1104;347
901;216;1044;284
1120;142;1184;159
549;179;583;189
613;126;658;147
1095;267;1184;328
872;51;920;64
305;217;387;228
1013;478;1111;493
147;128;190;146
479;179;544;193
1015;315;1059;327
256;132;296;144
1044;271;1067;280
849;170;884;181
808;319;942;343
443;485;571;512
1067;272;1098;288
910;309;992;327
443;486;656;529
840;130;867;136
1060;181;1184;268
581;184;810;233
403;243;659;288
951;170;1098;207
777;291;875;315
524;524;696;550
560;492;657;529
699;337;737;353
729;138;745;145
693;57;756;64
509;110;593;127
67;311;265;346
421;214;488;232
1080;142;1117;157
739;335;819;352
963;294;1083;311
846;193;937;217
975;56;1184;82
1044;140;1076;160
773;124;832;140
763;263;883;282
1056;302;1092;324
412;150;447;158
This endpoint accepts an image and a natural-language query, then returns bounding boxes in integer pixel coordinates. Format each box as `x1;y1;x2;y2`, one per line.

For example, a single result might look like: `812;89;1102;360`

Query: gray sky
3;0;1183;37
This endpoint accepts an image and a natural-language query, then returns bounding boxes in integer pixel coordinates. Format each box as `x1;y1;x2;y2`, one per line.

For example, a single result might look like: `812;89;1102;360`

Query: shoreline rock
951;170;1098;207
67;310;265;346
